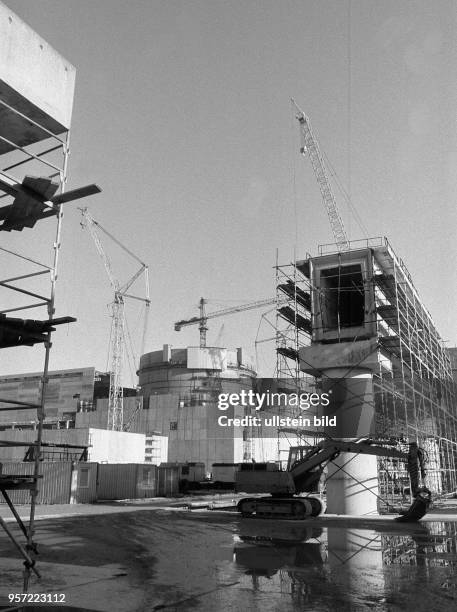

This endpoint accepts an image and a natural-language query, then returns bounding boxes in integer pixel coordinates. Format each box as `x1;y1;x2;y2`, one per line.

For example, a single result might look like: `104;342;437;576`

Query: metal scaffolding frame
0;98;79;589
381;520;457;567
275;251;312;386
370;238;457;508
275;237;457;511
273;251;322;461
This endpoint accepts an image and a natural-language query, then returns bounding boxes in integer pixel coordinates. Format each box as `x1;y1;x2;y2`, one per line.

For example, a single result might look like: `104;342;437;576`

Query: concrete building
0;368;135;429
0;346;312;471
136;345;257;470
76;345;258;471
138;345;256;396
0;346;258;470
0;367;169;464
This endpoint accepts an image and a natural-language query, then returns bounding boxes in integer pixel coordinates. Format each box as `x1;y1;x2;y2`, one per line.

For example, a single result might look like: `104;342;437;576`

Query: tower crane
80;209;150;431
175;297;281;348
292;99;350;251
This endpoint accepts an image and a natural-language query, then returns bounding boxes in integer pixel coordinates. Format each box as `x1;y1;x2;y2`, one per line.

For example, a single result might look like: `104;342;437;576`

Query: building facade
0;367;136;429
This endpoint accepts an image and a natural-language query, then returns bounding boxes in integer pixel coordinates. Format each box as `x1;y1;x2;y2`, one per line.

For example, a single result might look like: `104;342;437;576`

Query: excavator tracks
237;496;323;519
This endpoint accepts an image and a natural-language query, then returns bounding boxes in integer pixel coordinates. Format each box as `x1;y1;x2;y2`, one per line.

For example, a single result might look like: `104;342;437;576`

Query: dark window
142;467;154;484
79;468;89;488
170;421;178;431
320;264;365;330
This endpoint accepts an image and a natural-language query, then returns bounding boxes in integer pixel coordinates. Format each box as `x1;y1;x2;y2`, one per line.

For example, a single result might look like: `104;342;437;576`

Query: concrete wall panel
87;428;145;464
0;2;75;147
0;368;95;425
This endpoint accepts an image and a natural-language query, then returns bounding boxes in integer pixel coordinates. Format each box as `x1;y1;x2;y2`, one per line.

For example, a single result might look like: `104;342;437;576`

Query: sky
1;0;457;381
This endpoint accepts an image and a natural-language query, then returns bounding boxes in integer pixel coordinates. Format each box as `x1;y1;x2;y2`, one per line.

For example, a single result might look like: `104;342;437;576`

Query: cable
290;98;299;248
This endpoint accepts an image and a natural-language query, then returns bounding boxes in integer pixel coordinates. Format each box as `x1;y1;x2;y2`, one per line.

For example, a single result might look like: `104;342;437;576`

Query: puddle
230;520;457;611
3;510;456;611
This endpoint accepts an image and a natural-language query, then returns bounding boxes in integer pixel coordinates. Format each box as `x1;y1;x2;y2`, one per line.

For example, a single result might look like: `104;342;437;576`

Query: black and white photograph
0;1;456;610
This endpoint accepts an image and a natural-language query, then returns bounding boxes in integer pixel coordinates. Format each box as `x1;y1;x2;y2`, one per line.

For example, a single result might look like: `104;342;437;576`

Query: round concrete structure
321;369;379;515
138;345;256;397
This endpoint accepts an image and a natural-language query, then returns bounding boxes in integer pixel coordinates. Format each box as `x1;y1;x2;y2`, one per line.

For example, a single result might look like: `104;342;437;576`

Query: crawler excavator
235;438;431;521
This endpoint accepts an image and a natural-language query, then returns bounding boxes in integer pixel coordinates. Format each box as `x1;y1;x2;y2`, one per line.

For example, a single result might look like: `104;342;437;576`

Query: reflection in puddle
235;528;325;578
233;521;457;610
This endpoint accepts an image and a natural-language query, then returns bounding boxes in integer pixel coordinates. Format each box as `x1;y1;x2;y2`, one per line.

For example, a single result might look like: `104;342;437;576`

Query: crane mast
109;295;125;430
292;100;350;251
81;209;150;431
198;298;208;348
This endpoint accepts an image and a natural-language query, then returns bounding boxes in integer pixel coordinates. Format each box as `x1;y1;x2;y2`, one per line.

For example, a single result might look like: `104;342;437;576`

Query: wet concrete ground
0;507;456;611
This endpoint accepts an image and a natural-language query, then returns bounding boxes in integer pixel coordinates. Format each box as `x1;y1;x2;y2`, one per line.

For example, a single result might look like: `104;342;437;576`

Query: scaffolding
0;84;99;589
275;237;457;510
381;521;457;567
370;237;457;508
0;93;71;587
273;251;321;463
275;251;312;386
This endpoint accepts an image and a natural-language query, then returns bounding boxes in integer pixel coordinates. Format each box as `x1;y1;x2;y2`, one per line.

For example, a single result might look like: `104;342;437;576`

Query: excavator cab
288;445;321;471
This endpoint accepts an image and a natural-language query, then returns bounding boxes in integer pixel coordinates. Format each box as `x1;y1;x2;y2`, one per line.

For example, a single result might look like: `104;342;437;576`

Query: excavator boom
236;439;428;520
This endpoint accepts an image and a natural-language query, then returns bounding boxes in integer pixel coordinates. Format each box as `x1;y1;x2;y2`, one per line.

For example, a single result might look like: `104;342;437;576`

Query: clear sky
2;0;457;380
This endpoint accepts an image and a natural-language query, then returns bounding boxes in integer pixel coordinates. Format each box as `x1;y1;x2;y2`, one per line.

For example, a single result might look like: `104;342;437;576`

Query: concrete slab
0;2;75;152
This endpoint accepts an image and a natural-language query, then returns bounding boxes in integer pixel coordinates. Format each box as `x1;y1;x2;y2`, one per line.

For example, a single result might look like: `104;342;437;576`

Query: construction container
0;461;162;504
160;462;205;483
96;463;158;500
97;463;138;500
0;461;72;504
211;463;239;486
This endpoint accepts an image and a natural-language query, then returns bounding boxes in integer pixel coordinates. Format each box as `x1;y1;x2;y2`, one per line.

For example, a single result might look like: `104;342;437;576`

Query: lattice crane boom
80;208;150;431
292;99;350;251
81;211;119;292
175;296;280;347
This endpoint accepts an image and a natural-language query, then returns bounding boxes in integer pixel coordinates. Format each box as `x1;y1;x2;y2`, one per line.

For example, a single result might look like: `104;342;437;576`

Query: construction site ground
0;495;456;612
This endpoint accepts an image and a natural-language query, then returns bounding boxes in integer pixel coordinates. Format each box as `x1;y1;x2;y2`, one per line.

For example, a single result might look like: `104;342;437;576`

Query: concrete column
321;368;378;515
326;452;378;515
